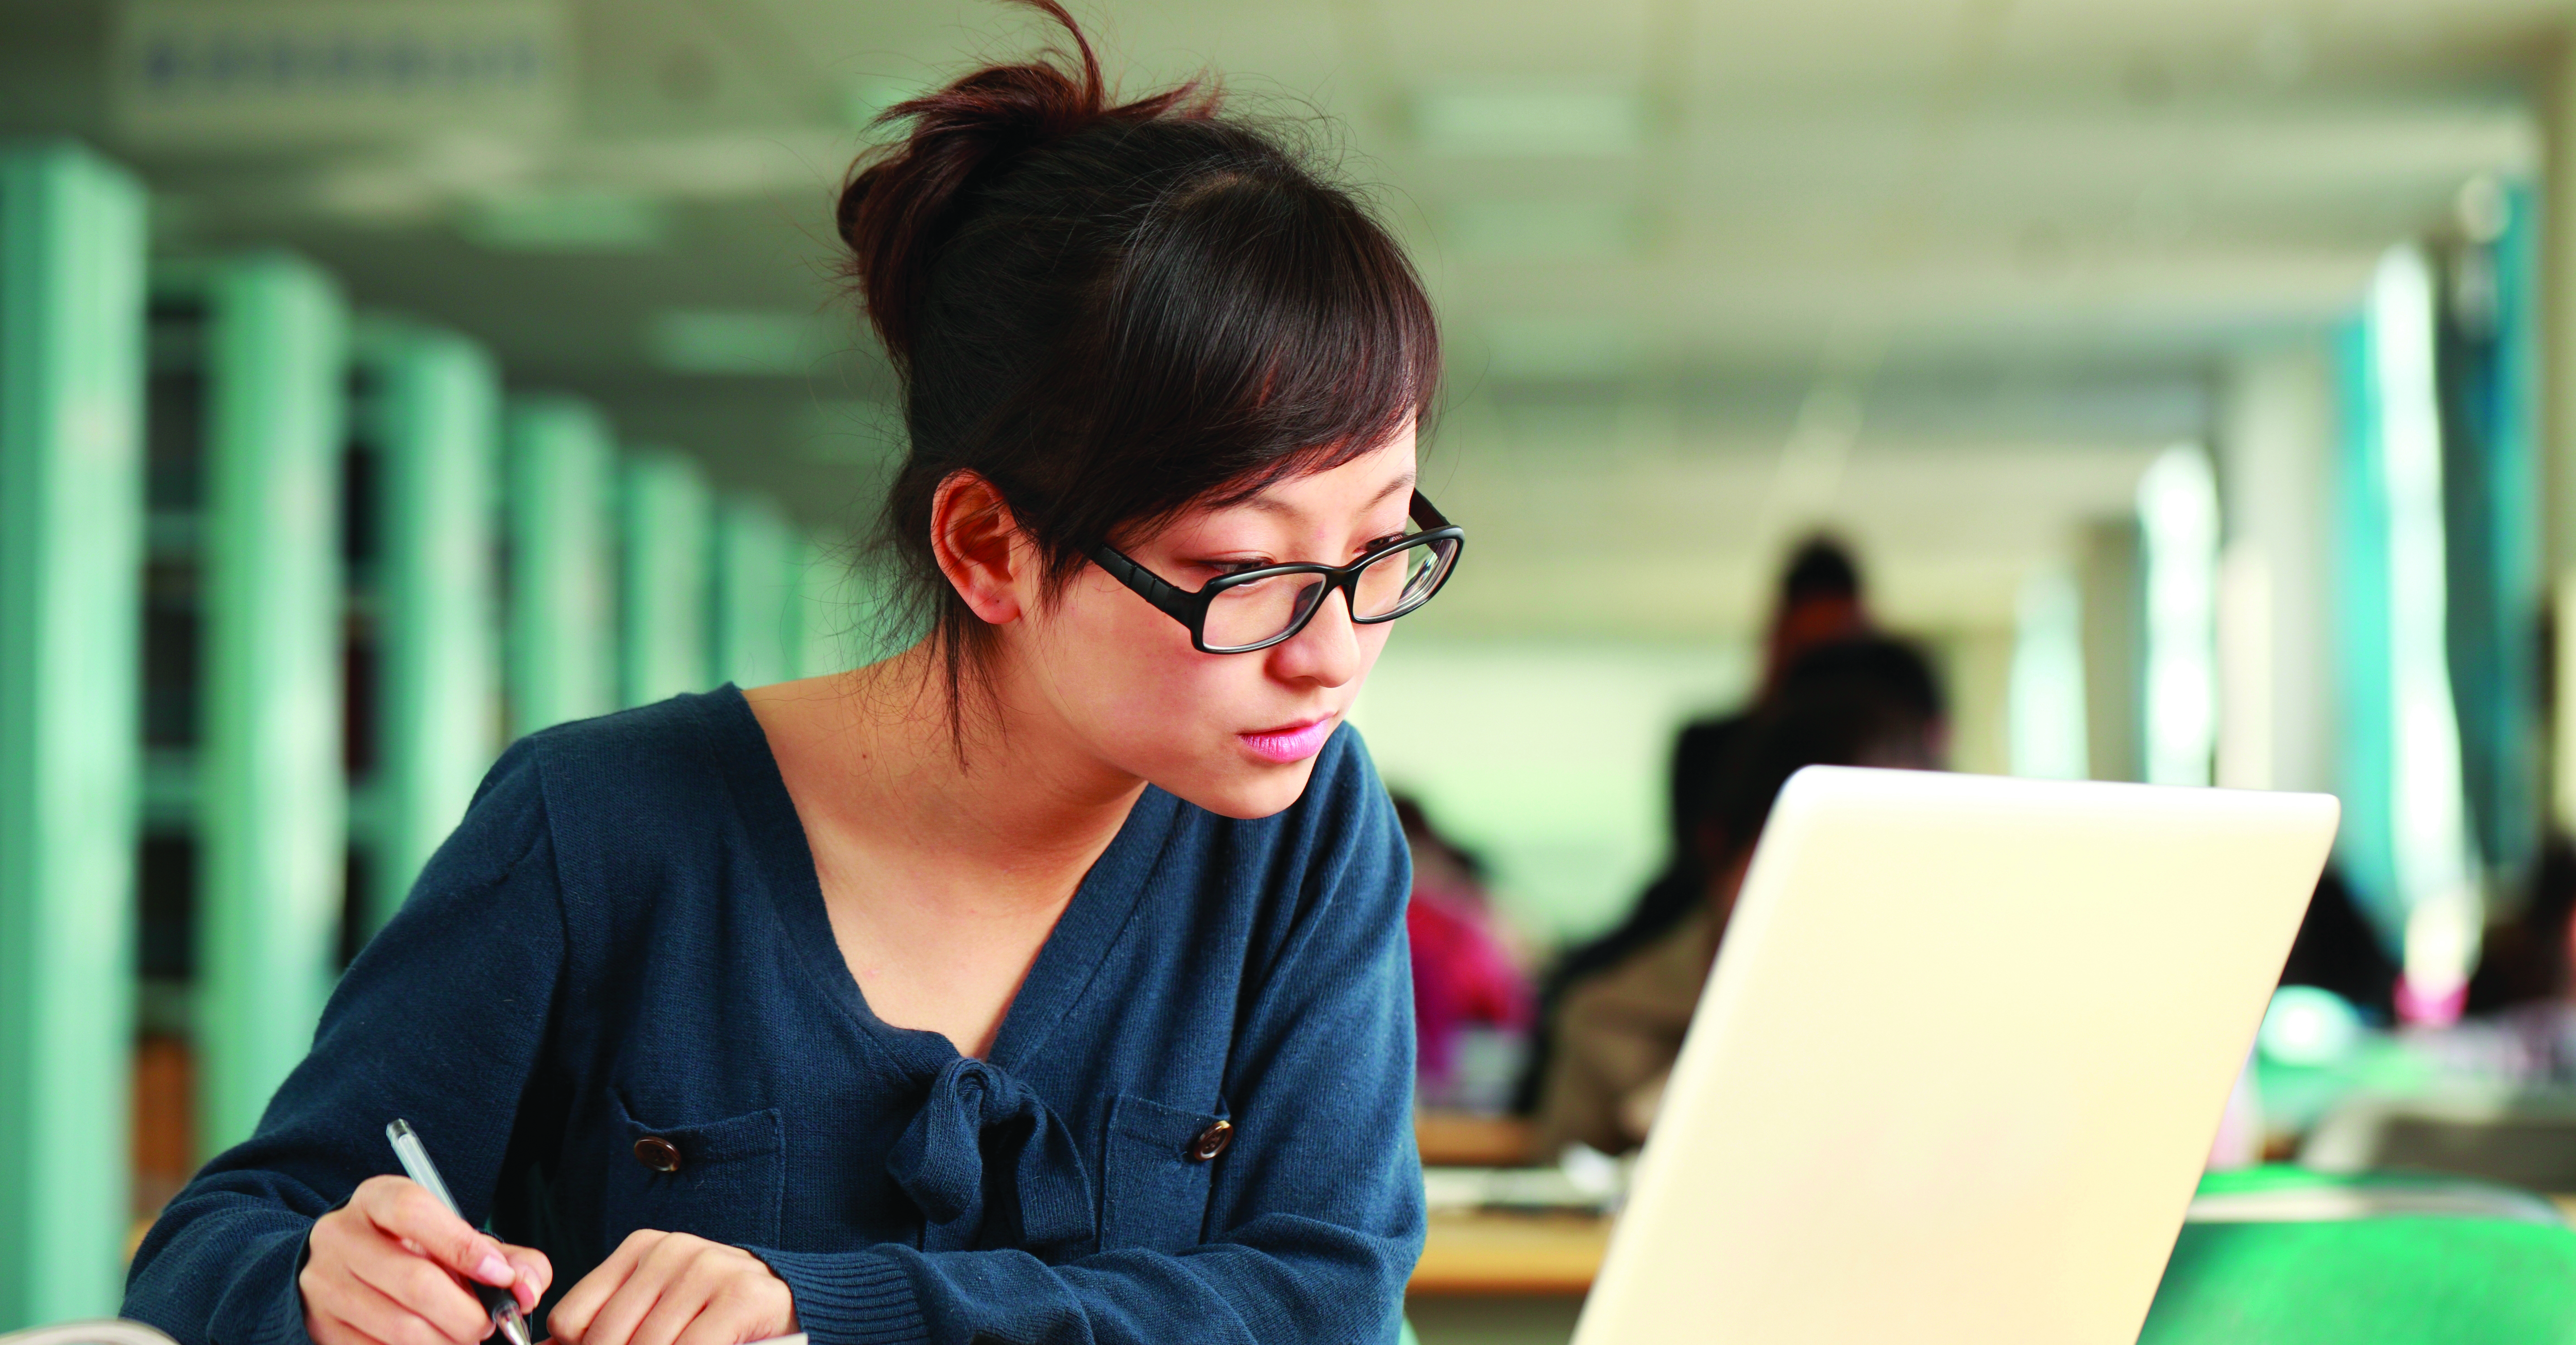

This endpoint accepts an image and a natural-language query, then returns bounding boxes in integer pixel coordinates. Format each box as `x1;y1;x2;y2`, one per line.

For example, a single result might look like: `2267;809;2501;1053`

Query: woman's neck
746;646;1151;1057
750;644;1147;914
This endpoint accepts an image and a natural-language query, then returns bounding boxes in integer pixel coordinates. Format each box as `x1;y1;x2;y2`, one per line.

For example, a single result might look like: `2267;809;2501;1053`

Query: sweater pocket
1099;1094;1226;1254
601;1091;785;1251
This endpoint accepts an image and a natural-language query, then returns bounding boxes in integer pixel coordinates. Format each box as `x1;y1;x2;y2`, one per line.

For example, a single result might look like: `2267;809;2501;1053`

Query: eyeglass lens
1200;536;1457;650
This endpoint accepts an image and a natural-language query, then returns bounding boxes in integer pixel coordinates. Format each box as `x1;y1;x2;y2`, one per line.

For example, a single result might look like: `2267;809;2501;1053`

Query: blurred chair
2302;1089;2576;1191
0;1322;180;1345
2146;1166;2576;1345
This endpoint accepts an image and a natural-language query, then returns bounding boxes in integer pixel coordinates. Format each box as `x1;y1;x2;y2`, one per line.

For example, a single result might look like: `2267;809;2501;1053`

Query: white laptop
1572;767;2338;1345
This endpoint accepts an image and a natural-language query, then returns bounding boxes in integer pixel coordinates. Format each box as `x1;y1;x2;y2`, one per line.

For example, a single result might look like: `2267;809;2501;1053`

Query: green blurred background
6;0;2576;1332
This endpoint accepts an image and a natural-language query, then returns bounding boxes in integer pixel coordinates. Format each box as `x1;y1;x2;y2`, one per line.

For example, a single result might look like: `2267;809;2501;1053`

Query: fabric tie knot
887;1057;1095;1257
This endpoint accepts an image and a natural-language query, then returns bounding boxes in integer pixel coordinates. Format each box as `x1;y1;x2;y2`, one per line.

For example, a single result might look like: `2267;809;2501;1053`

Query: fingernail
514;1281;538;1313
477;1251;513;1285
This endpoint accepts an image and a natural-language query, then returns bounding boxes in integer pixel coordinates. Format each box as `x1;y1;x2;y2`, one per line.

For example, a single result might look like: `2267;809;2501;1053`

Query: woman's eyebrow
1364;471;1419;510
1242;470;1419;516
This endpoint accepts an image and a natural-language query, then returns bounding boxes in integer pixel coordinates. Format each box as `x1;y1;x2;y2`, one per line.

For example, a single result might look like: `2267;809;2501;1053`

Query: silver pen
386;1119;537;1345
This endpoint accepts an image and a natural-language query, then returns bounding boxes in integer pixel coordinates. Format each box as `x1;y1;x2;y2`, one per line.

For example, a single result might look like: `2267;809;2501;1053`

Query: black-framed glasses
1085;491;1466;654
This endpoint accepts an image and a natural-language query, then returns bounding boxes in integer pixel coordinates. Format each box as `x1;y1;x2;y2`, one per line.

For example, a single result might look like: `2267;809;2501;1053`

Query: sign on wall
109;2;570;148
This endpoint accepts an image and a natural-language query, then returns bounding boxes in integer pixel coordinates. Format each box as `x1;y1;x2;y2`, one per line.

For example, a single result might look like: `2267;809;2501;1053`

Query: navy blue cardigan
125;688;1425;1345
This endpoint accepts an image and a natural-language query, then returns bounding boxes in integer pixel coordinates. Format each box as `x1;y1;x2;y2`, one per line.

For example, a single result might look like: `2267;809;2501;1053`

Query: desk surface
1408;1209;1610;1296
1409;1114;1596;1298
1416;1112;1539;1168
1413;1194;2576;1299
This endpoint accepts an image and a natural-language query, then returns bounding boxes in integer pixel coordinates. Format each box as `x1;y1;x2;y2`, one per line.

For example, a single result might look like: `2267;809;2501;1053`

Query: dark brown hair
835;0;1440;710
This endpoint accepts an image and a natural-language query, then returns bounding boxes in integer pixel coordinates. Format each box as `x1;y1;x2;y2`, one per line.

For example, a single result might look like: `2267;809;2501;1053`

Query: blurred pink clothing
1408;882;1532;1085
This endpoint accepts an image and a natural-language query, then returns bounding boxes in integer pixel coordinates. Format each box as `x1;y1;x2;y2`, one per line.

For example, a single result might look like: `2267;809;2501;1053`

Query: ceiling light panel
463;189;672;252
108;0;571;148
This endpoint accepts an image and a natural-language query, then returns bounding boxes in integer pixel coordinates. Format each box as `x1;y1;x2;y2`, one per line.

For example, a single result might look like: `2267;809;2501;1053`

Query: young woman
123;8;1457;1344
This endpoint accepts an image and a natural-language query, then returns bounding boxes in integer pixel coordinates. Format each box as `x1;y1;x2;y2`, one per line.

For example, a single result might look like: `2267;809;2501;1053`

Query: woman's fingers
634;1241;783;1345
357;1176;518;1288
302;1259;405;1345
308;1187;488;1345
498;1244;553;1314
308;1301;406;1345
312;1254;475;1345
579;1233;705;1345
668;1275;796;1345
549;1233;793;1345
302;1177;541;1345
308;1308;398;1345
622;1252;724;1345
339;1219;493;1344
548;1230;656;1345
663;1294;755;1345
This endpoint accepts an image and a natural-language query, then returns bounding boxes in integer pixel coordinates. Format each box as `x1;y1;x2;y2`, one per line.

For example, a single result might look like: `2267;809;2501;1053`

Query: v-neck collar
702;684;1183;1079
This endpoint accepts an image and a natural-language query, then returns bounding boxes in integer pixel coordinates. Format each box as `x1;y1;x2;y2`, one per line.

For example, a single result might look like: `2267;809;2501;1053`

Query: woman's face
1010;429;1420;820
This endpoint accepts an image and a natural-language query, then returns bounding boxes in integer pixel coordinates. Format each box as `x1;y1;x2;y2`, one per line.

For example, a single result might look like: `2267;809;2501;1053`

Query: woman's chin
1164;758;1321;822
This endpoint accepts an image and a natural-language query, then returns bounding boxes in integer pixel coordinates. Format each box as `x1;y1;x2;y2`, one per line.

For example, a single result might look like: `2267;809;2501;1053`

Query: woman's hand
548;1231;798;1345
302;1175;552;1345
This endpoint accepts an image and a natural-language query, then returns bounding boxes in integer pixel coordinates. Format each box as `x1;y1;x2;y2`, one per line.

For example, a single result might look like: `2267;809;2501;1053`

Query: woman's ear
929;471;1027;626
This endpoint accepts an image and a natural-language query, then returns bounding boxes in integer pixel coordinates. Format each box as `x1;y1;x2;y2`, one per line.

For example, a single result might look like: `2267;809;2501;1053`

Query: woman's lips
1240;716;1336;764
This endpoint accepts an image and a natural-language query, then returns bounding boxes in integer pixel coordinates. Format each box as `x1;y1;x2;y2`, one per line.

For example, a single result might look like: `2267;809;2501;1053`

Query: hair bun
836;0;1214;368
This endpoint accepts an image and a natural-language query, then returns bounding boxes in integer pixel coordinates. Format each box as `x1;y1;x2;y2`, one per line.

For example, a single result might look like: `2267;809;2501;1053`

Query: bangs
1014;153;1442;557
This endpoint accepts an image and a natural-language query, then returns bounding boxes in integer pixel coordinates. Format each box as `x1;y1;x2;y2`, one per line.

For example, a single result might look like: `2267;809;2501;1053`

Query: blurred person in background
2249;841;2576;1092
2464;839;2576;1017
1760;537;1871;672
2394;840;2576;1082
1509;536;1883;1117
1678;535;1874;783
1512;605;1943;1115
1394;793;1534;1111
2279;869;2400;1024
1531;637;1947;1155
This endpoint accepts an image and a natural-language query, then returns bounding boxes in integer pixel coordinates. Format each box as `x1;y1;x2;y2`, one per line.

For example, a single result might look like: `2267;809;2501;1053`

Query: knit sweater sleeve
123;740;570;1345
750;727;1425;1345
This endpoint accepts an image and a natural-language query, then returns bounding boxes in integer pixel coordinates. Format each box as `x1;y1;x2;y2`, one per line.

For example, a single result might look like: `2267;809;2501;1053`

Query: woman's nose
1268;583;1364;687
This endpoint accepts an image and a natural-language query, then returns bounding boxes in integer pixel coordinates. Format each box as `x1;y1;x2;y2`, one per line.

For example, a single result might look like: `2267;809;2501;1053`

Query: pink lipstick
1240;716;1335;764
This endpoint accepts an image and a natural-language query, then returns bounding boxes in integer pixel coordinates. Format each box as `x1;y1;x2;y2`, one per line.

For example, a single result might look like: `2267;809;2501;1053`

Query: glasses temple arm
1088;544;1205;624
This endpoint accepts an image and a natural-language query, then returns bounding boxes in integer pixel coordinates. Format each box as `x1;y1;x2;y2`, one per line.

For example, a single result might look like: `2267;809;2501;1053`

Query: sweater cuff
243;1233;320;1345
744;1247;925;1345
